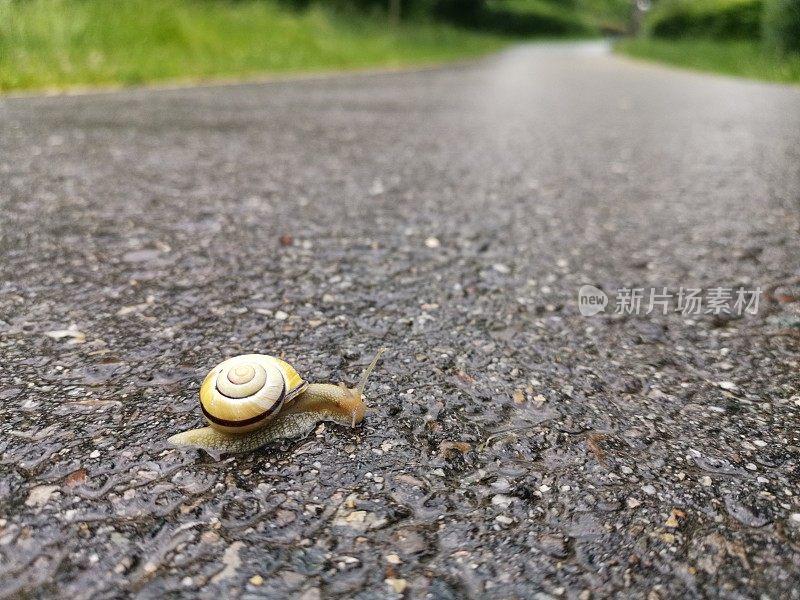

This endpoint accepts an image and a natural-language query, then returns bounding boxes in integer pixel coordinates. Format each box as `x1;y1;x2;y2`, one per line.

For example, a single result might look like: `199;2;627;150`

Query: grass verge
0;0;511;92
615;38;800;84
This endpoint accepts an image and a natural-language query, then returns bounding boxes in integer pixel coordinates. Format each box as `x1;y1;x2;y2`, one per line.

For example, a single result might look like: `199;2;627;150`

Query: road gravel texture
1;42;799;599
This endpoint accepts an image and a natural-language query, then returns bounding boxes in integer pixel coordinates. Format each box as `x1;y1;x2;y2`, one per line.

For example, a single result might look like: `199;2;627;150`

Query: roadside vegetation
0;0;627;92
485;0;630;35
0;0;506;91
615;0;800;84
616;38;800;82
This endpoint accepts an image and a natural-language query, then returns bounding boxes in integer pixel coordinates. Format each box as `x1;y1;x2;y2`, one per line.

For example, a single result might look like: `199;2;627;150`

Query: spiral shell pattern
199;354;308;434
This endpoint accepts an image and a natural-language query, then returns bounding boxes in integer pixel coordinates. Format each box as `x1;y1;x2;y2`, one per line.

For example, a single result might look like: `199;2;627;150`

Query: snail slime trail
168;349;385;456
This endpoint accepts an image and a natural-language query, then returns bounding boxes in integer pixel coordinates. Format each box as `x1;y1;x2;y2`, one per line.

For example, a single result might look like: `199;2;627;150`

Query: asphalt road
1;42;799;599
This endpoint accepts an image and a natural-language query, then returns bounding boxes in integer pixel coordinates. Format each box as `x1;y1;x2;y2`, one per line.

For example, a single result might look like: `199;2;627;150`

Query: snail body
169;350;382;456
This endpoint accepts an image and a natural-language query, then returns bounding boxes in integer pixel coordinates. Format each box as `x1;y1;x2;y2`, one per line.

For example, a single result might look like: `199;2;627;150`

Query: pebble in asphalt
1;42;799;598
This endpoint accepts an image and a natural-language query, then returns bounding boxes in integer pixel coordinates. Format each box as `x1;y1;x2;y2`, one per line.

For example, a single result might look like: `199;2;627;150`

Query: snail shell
200;354;308;434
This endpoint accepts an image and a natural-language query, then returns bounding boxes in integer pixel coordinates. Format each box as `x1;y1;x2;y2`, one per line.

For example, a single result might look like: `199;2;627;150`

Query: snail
168;349;384;457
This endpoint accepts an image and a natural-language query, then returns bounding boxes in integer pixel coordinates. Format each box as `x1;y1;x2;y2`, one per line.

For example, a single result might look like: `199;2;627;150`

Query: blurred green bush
645;0;764;39
441;0;592;35
282;0;597;35
763;0;800;54
278;0;478;20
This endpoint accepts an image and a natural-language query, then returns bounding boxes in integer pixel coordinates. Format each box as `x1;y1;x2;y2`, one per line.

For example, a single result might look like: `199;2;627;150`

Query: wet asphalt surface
1;42;800;599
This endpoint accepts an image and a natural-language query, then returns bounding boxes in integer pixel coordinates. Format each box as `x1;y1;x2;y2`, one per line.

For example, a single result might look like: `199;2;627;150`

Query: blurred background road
1;41;799;599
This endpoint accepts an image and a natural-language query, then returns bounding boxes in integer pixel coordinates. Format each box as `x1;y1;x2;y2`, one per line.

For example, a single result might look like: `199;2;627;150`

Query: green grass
615;37;800;84
0;0;511;92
